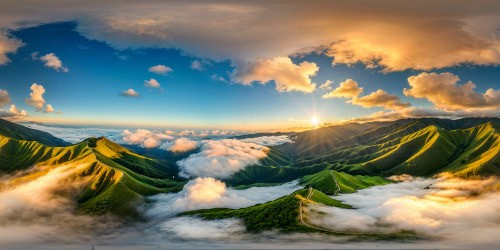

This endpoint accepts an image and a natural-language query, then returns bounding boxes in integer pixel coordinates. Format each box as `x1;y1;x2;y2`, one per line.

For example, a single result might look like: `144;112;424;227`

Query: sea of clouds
24;123;292;179
3;124;499;249
1;162;499;249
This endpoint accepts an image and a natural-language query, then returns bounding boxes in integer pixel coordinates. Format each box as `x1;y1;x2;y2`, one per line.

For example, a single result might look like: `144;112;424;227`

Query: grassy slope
300;170;390;194
0;135;184;216
183;188;348;233
0;118;70;146
231;119;500;186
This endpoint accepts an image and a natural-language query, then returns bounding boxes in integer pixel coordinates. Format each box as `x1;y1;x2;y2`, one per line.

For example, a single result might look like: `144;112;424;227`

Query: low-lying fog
2;128;499;249
1;170;498;250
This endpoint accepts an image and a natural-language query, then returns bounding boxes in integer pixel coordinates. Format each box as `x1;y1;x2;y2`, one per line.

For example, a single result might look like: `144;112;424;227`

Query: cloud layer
241;135;293;146
0;1;498;73
232;57;319;93
305;175;500;246
177;139;269;179
351;89;411;110
322;79;363;99
122;129;173;148
323;79;409;110
404;72;500;111
147;177;301;217
160;137;199;152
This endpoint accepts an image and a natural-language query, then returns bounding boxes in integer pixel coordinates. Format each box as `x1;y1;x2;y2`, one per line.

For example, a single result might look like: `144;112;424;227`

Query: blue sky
0;1;499;130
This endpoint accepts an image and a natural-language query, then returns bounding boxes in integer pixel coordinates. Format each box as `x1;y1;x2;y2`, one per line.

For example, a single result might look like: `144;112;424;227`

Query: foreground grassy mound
182;188;348;233
300;170;390;194
0;132;184;216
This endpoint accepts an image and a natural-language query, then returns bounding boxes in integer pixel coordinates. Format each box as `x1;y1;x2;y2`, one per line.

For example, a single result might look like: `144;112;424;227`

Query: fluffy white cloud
0;164;85;220
25;83;46;111
177;139;269;179
152;178;300;238
160;137;199;153
404;72;500;111
38;53;68;72
0;1;499;73
121;129;173;148
0;33;22;65
120;88;139;97
148;64;172;75
160;217;245;240
351;89;411;110
232;57;318;93
144;78;160;88
147;177;301;216
306;175;500;243
322;79;363;99
42;104;60;114
43;104;54;113
323;79;409;110
0;104;27;119
0;89;10;107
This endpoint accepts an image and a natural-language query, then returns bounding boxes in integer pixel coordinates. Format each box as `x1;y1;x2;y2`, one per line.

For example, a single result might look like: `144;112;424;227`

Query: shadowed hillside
0;118;69;146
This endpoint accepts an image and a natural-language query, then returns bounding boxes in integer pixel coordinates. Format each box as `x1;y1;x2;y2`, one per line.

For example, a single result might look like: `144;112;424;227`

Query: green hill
0;118;69;146
300;170;390;194
0;129;184;216
182;188;349;233
228;118;500;185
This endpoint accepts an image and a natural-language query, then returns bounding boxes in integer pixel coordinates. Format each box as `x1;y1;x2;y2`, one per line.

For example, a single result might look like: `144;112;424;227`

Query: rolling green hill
0;118;70;146
0;122;184;216
229;118;500;185
182;188;349;233
300;170;390;194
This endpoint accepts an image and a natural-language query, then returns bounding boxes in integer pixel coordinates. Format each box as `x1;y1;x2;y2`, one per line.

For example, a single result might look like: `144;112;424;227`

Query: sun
310;116;321;127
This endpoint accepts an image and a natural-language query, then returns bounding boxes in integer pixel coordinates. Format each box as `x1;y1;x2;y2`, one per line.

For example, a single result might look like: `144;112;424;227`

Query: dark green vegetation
0;118;184;216
182;188;348;233
229;118;500;185
0;118;69;146
300;170;390;194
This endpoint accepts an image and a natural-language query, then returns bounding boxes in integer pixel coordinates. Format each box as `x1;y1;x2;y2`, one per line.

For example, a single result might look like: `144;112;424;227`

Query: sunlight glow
310;116;321;127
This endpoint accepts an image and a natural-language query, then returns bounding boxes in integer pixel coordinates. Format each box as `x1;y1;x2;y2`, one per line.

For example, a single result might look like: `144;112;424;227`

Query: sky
0;1;499;130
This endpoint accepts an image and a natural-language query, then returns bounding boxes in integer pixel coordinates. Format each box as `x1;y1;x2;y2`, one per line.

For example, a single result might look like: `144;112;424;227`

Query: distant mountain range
228;117;500;185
